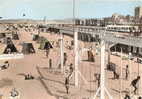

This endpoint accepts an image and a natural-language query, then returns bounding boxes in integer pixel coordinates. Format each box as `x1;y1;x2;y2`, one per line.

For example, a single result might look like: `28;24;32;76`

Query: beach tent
0;33;6;39
3;43;18;54
87;51;95;62
39;39;53;50
12;33;19;40
32;34;39;41
4;37;13;44
71;40;74;46
22;43;35;54
36;36;46;44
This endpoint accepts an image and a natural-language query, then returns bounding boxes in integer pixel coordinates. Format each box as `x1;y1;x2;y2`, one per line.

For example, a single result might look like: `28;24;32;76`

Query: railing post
100;40;105;99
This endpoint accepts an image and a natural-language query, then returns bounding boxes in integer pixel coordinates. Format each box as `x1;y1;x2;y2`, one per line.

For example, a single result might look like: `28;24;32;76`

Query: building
135;6;142;18
75;18;104;26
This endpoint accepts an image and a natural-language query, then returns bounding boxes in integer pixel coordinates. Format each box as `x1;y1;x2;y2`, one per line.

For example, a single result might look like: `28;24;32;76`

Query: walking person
64;53;67;66
49;59;52;69
94;73;100;88
69;63;73;77
65;77;70;94
131;76;140;94
46;49;50;58
96;74;100;88
125;65;129;80
113;67;119;79
124;93;131;99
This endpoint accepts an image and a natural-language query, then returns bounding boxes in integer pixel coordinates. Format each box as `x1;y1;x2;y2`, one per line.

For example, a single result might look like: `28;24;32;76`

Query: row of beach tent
3;35;53;55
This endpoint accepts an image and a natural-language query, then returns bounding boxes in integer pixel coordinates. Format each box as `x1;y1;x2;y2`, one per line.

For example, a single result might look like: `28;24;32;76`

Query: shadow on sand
36;66;71;99
0;78;13;88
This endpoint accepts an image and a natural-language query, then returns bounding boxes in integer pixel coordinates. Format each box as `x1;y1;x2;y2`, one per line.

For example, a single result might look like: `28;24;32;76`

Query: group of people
45;38;141;97
110;64;129;80
63;63;141;96
113;64;141;95
123;65;141;95
24;74;34;80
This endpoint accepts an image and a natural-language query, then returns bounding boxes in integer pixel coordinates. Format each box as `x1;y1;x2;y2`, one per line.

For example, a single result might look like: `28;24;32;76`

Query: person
96;74;100;88
125;65;129;80
65;77;69;94
7;48;11;54
68;63;74;78
113;67;119;79
64;53;67;65
10;88;19;97
46;49;50;58
69;63;73;77
25;74;29;80
5;61;9;67
49;59;52;69
25;74;34;80
1;61;9;70
131;76;140;94
138;96;142;99
124;94;131;99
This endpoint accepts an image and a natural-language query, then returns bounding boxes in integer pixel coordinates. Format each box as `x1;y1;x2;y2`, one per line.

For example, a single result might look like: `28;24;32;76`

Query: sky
0;0;142;20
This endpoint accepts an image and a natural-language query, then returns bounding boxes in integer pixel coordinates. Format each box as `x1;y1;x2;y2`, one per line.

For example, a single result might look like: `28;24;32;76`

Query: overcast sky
0;0;142;20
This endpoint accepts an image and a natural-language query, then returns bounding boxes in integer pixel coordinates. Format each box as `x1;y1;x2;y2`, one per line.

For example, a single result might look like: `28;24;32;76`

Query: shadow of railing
36;66;70;99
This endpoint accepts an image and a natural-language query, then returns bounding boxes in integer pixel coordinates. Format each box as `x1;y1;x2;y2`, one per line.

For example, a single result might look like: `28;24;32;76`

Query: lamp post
73;0;79;87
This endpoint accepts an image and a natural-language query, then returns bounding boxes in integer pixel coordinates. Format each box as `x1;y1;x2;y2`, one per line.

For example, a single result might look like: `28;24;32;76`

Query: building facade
135;6;142;18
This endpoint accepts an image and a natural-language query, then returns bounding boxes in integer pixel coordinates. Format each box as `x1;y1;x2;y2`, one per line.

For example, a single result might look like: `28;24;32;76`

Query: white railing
0;53;24;60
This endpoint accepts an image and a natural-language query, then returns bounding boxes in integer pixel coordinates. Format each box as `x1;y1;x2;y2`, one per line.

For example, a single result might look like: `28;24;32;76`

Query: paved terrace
48;25;142;47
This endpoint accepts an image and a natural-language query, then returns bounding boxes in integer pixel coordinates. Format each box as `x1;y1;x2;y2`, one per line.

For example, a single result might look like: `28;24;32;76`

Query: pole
108;51;110;65
93;29;113;99
138;57;140;95
100;40;105;99
74;31;79;87
107;44;111;65
129;52;132;95
120;47;123;99
60;32;64;72
73;0;75;26
73;0;79;87
139;58;142;95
